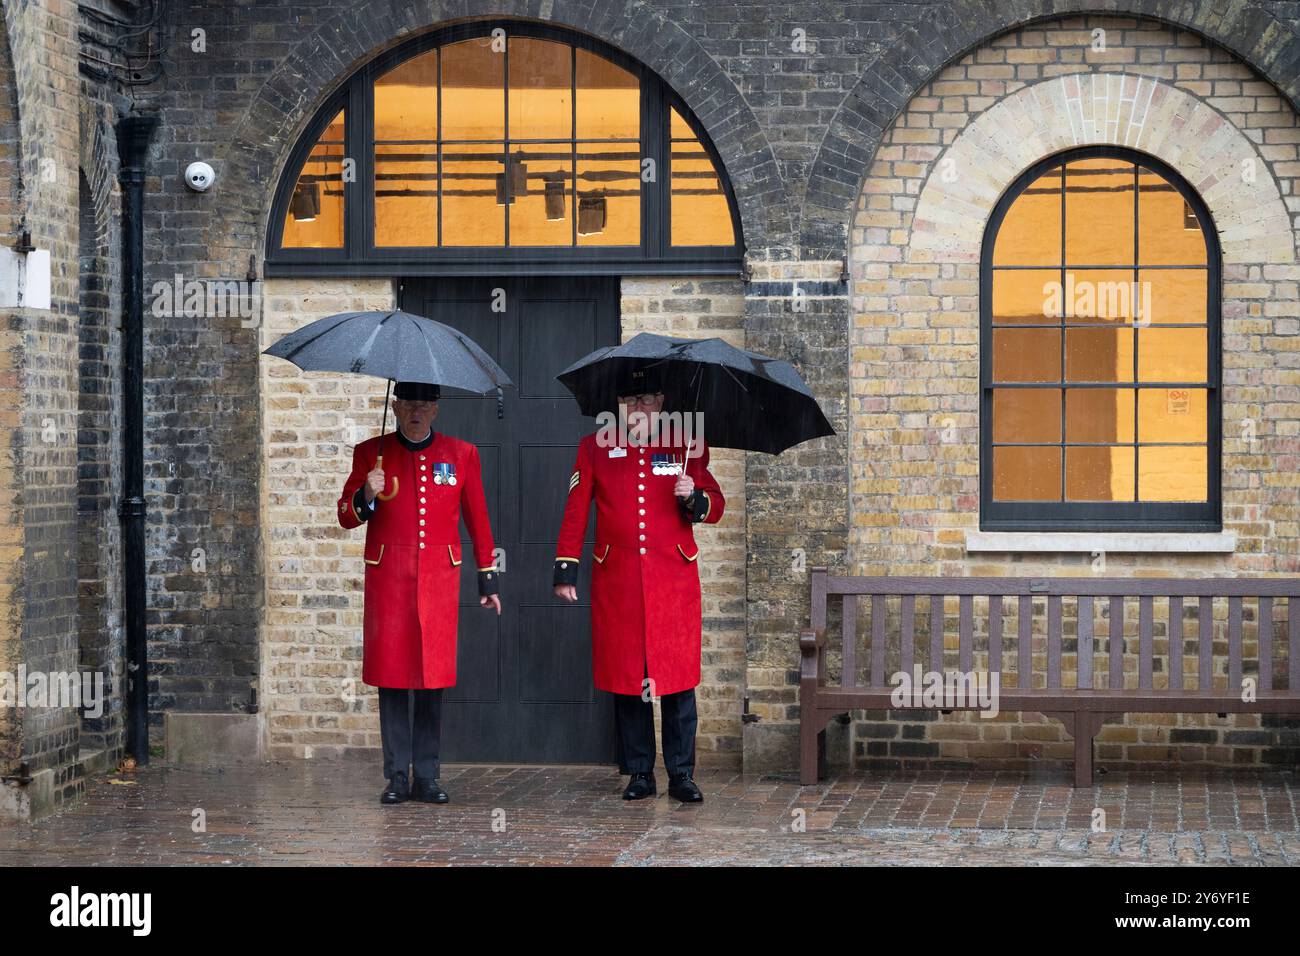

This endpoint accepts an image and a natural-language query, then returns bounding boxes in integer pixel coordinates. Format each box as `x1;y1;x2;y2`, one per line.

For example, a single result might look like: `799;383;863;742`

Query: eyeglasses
618;393;662;407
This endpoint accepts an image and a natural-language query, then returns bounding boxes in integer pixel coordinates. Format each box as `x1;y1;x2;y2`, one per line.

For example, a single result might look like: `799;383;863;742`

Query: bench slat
1291;597;1299;691
960;594;973;673
1259;597;1272;693
1229;596;1242;694
1109;596;1123;690
1019;595;1032;690
843;594;858;689
1078;596;1094;690
989;595;1003;675
1139;595;1153;691
1048;595;1062;690
1169;596;1183;691
870;594;885;688
930;596;943;674
822;576;1300;597
901;594;915;678
1199;597;1213;692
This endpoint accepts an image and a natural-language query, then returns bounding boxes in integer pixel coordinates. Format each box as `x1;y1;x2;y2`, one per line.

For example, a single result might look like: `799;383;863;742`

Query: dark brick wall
3;0;85;812
76;98;125;761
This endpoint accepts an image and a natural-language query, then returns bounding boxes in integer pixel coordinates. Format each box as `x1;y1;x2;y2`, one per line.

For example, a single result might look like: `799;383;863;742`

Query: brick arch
805;1;1300;259
209;0;785;275
0;13;20;241
908;73;1295;266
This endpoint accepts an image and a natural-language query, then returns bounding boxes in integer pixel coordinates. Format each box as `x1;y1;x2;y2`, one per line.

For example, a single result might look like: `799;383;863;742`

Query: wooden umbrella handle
375;454;399;501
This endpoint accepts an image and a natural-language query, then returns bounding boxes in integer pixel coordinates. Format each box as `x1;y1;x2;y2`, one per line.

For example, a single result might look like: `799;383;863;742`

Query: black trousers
378;687;443;781
613;688;697;778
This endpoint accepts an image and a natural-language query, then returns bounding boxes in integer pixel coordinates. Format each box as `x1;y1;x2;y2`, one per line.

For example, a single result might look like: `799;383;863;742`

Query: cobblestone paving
1;761;1295;865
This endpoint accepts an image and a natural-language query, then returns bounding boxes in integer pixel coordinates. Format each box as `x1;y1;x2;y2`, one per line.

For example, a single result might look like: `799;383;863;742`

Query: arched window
980;147;1221;531
265;21;742;276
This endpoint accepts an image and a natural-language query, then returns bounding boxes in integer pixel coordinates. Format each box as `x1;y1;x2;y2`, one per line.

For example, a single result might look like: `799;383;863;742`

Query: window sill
964;531;1236;554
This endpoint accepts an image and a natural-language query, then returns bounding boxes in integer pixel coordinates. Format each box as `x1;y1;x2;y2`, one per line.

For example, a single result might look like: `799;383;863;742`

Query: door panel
401;276;618;763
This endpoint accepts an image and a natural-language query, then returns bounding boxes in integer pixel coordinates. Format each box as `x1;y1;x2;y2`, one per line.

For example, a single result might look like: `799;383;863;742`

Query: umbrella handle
374;454;399;501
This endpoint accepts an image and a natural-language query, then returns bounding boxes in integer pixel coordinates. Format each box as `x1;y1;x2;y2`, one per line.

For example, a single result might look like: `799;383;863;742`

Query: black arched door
401;276;618;763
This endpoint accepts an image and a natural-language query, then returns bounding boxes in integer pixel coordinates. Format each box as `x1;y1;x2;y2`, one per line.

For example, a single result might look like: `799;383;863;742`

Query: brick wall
258;277;750;766
0;0;87;818
620;276;747;766
75;96;125;766
846;15;1300;774
0;9;20;804
259;278;396;759
2;0;1290;790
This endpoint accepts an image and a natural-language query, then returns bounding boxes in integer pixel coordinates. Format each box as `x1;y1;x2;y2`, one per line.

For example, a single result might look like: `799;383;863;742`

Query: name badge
608;447;627;458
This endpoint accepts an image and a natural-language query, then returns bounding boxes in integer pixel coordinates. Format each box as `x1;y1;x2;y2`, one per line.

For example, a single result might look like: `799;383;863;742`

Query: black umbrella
555;332;835;454
262;308;513;459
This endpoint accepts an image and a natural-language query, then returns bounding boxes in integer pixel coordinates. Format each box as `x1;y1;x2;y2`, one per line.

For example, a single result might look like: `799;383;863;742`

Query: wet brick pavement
1;760;1296;865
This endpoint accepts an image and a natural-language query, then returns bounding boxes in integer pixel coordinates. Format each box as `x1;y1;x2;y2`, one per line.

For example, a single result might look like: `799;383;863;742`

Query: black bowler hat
615;366;662;397
394;381;441;401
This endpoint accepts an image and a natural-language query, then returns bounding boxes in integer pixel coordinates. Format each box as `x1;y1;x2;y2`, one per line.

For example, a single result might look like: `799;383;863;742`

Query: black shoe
668;773;703;803
411;777;449;804
381;771;409;805
622;772;657;800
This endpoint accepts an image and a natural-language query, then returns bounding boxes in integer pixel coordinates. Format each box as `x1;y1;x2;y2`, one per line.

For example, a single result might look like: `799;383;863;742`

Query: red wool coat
338;431;497;689
554;433;724;696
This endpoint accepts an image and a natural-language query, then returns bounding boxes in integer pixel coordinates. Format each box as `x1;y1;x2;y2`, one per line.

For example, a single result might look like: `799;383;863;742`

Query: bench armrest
800;628;826;684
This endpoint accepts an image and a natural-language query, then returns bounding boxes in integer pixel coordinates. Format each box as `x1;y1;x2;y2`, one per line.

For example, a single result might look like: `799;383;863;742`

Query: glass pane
993;167;1061;266
1142;269;1207;325
1065;328;1134;382
441;37;504;141
1138;445;1207;501
1061;270;1135;324
375;144;438;246
508;37;571;141
992;329;1059;382
1137;327;1206;381
992;270;1058;325
1064;158;1133;265
508;149;572;246
576;145;639;245
1138;168;1207;265
670;109;734;246
576;48;638;140
281;109;345;248
441;143;504;245
1066;446;1135;501
1066;388;1135;442
992;388;1060;442
992;446;1061;501
1138;388;1207;443
374;49;438;141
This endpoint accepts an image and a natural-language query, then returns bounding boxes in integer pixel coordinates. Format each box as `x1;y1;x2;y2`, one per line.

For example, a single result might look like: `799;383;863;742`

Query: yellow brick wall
847;15;1300;772
259;276;747;767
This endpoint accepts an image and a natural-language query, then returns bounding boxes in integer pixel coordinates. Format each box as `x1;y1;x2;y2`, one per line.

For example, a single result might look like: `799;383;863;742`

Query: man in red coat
553;368;724;802
338;381;501;806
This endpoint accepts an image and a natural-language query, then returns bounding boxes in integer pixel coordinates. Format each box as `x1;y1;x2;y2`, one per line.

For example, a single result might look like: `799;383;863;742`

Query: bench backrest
810;569;1300;693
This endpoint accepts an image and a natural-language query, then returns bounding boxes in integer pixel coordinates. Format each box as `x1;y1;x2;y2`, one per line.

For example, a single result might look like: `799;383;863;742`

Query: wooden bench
799;569;1300;787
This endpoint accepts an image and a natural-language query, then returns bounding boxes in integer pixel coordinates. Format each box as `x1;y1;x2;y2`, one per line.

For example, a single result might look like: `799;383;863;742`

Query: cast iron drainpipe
115;112;159;765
